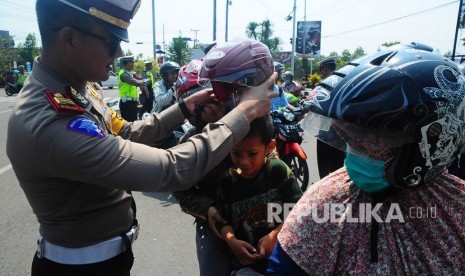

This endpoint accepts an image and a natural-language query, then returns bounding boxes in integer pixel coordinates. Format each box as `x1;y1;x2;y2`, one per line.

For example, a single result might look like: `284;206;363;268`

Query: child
216;115;303;274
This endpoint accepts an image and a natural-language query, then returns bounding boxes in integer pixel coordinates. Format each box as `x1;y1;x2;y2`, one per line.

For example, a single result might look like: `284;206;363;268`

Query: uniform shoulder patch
67;117;105;138
45;91;84;113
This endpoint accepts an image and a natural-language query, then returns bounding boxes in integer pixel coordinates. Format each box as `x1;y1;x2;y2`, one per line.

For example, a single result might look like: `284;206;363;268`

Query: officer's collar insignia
45;91;84;113
67;117;105;139
87;83;103;102
68;86;90;108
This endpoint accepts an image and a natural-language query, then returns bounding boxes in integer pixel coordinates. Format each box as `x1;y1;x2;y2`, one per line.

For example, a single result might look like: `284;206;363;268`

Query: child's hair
246;115;274;145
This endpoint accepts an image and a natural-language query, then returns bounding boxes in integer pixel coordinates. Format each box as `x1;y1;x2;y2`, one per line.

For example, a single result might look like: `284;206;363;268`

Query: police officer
6;1;276;275
16;65;28;90
118;55;144;122
138;61;155;118
315;56;345;179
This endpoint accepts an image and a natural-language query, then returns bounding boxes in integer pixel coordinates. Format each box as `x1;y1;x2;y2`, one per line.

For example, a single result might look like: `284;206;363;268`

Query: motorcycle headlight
284;111;295;121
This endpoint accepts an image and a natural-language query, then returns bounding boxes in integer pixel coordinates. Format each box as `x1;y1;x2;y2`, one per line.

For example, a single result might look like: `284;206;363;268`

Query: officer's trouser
119;99;138;122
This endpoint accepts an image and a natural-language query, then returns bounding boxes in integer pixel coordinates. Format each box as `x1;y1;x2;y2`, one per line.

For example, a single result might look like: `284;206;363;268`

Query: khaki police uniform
6;58;250;248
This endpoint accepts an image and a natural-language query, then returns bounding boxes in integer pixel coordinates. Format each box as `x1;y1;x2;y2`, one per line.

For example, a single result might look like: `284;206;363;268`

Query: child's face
231;135;275;179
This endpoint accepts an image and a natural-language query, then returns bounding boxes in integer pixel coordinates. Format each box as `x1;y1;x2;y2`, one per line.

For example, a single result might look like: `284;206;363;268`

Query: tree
351;47;366;60
167;36;191;66
0;36;17;71
381;41;400;47
340;49;353;64
17;33;40;65
245;20;280;52
246;22;259;40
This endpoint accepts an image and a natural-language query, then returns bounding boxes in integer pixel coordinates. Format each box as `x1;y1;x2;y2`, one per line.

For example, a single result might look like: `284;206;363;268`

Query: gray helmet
160;61;181;82
282;71;293;81
274;62;285;74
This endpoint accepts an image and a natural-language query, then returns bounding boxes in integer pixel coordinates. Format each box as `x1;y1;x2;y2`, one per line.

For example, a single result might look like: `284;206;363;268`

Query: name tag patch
67;117;105;138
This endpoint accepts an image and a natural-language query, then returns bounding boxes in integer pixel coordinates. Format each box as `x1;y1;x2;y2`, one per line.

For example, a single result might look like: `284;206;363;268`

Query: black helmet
160;61;180;82
274;62;285;74
282;71;293;82
303;43;465;188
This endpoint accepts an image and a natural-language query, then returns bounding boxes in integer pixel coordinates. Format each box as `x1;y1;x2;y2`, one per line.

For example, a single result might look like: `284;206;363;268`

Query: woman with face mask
267;43;465;275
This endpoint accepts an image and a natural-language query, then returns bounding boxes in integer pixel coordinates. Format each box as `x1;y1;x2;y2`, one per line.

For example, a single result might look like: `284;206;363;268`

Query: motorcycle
5;82;21;96
271;106;310;191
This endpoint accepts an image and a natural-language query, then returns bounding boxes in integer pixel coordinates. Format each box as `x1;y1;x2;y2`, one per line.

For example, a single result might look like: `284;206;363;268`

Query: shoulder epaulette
45;91;84;113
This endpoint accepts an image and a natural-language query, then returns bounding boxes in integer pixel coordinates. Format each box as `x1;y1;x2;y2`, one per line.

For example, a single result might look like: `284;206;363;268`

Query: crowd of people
5;0;465;275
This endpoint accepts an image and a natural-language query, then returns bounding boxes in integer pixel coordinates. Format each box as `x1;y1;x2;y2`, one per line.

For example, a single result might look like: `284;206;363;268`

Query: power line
324;1;458;38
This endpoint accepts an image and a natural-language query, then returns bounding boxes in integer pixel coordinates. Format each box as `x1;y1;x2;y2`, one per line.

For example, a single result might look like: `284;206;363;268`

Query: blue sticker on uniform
67;117;105;138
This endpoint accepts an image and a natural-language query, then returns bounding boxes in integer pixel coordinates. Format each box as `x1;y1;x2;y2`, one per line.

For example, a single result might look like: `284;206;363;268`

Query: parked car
100;71;118;89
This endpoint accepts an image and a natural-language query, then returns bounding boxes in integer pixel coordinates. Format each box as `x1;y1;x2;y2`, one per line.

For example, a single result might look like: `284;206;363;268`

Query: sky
0;0;462;59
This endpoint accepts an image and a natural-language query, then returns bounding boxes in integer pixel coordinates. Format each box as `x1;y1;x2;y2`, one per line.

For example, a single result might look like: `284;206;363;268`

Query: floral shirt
276;168;465;274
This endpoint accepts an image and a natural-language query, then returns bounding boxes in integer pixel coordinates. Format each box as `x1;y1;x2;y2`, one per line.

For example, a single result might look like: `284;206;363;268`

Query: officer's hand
236;73;278;122
201;100;228;123
207;206;227;239
184;88;216;116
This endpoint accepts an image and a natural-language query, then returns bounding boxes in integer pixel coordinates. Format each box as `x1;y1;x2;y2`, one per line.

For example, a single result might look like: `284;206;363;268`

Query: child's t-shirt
217;158;303;247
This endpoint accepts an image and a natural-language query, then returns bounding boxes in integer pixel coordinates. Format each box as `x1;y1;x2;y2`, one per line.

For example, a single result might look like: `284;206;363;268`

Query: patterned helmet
303;43;465;187
198;40;274;102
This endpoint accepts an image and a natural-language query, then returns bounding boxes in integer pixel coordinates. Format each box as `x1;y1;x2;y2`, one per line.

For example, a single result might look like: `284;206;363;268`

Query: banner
296;21;321;57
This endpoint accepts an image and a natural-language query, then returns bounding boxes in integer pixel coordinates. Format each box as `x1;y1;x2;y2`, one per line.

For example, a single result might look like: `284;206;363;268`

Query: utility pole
162;23;166;63
291;0;297;73
213;0;217;41
452;0;464;60
191;29;199;48
152;0;156;59
303;0;307;82
225;0;231;42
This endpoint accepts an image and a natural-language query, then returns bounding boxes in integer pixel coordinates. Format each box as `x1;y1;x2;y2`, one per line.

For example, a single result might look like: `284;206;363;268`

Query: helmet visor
211;81;246;102
303;113;414;160
199;67;268;88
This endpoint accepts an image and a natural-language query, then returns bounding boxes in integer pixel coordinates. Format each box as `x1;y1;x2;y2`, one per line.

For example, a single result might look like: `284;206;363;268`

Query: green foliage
17;33;40;65
134;60;145;76
352;47;366;59
381;41;401;47
245;20;280;52
167;37;192;66
0;36;17;71
309;73;320;86
246;22;259;40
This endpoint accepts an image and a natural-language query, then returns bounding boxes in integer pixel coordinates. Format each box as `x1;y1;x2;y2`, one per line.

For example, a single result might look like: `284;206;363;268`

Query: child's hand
227;238;264;265
207;206;227;238
256;228;281;258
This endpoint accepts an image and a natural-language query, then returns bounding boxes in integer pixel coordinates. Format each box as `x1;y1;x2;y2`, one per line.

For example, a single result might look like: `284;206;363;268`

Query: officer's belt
36;225;138;265
121;96;137;101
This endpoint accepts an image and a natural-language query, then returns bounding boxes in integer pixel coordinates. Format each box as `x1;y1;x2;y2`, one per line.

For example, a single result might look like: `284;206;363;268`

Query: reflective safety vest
144;70;155;88
17;73;27;85
118;69;138;99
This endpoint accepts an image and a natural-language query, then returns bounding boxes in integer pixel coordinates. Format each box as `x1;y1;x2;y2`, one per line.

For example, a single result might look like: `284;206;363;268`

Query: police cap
121;55;135;62
57;0;141;42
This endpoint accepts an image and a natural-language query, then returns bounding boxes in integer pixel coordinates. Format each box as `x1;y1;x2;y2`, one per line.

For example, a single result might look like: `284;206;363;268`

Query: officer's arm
120;72;142;86
35;107;250;193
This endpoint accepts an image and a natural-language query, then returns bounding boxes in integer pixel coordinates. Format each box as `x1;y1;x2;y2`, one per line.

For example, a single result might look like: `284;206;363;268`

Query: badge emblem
67;117;105;138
